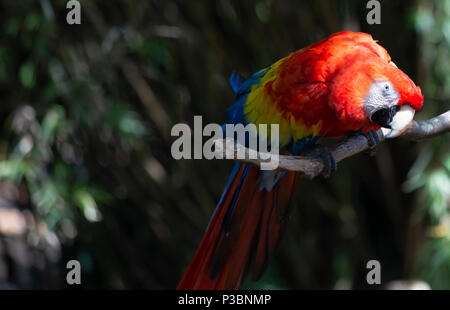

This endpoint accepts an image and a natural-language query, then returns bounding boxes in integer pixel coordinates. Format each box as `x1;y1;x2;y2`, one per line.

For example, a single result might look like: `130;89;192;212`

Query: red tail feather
177;164;300;290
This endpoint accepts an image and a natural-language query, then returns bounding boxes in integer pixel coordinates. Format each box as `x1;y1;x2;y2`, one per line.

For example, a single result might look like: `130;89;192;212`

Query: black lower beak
370;105;401;128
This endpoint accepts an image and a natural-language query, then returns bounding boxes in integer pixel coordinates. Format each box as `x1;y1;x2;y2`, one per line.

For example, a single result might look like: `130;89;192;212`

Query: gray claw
306;145;337;178
362;129;380;156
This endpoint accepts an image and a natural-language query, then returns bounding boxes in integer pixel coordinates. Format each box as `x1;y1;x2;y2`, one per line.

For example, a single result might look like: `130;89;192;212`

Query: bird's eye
381;82;395;98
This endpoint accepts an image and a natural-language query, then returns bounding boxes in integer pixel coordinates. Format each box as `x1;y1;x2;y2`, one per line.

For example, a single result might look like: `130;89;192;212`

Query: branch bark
213;110;450;179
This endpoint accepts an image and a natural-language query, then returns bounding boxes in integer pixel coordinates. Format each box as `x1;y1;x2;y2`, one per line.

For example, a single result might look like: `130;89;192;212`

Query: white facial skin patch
364;81;400;117
364;80;415;138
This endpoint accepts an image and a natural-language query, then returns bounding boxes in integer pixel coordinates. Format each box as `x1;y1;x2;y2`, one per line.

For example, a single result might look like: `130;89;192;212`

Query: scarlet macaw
177;31;423;289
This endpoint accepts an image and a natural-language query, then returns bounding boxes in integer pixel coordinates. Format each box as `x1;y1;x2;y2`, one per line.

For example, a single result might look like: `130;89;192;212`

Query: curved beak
370;105;401;128
370;104;415;138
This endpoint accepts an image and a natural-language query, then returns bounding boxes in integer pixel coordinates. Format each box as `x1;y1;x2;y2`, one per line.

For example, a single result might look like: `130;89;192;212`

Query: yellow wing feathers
243;60;323;148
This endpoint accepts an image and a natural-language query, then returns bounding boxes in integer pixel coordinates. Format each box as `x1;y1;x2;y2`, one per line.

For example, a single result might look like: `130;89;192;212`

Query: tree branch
214;110;450;179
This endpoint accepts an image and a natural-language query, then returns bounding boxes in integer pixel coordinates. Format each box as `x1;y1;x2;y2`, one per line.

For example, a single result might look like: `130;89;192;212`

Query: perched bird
177;31;423;289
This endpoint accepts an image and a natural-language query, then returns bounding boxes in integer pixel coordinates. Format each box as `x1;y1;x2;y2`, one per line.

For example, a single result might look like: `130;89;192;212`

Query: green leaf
19;61;36;89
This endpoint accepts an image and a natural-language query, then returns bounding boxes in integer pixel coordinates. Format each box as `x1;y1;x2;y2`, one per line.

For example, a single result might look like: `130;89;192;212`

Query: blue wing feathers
229;71;245;94
226;68;269;125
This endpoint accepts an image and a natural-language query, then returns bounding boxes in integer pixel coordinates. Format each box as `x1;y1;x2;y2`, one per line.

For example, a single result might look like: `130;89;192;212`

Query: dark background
0;0;448;289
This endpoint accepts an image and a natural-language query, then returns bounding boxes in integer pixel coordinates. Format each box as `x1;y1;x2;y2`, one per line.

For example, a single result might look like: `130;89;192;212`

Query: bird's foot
305;144;337;178
348;129;380;156
361;129;380;156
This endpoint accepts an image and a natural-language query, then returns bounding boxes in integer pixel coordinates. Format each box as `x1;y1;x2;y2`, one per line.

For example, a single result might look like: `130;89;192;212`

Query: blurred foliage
409;0;450;289
0;0;448;289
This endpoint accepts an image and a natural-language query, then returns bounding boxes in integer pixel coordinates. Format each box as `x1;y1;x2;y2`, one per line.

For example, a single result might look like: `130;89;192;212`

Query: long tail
177;163;300;290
